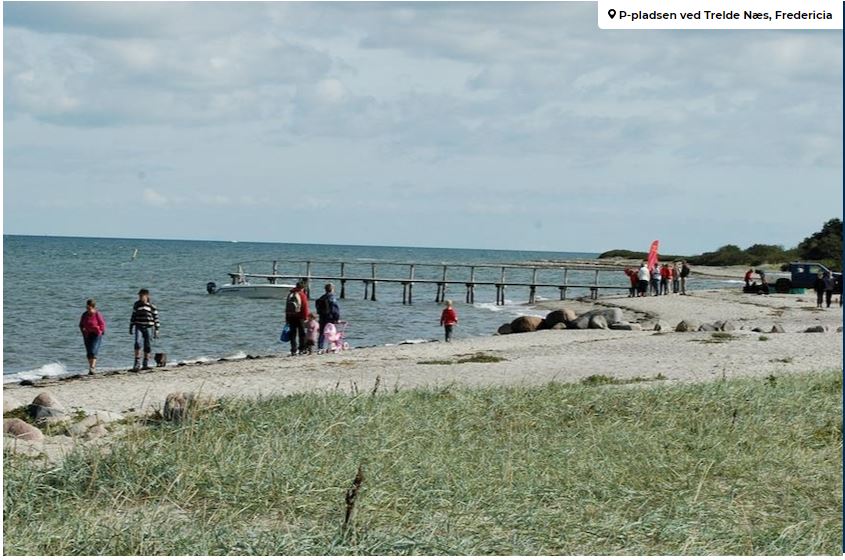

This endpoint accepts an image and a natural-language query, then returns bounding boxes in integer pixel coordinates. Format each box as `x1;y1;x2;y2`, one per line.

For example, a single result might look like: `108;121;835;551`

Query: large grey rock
770;324;785;333
497;323;513;335
837;326;843;333
609;322;641;331
720;321;736;332
588;315;609;330
4;418;44;442
804;325;826;333
675;320;699;333
573;308;624;330
28;393;67;422
510;316;544;334
751;327;763;333
653;321;670;332
543;309;577;328
698;323;719;332
163;392;217;423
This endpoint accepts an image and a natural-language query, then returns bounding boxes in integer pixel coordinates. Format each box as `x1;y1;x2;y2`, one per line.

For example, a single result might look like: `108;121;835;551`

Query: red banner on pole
647;240;660;270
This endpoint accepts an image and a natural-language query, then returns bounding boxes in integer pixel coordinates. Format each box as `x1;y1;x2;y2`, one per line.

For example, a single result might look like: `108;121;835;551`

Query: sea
2;235;728;383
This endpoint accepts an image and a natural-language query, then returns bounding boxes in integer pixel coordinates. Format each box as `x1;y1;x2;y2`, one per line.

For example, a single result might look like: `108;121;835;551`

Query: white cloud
142;188;168;207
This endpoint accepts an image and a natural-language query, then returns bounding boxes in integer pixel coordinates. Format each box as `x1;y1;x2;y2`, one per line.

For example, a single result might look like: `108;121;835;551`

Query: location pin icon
608;9;617;19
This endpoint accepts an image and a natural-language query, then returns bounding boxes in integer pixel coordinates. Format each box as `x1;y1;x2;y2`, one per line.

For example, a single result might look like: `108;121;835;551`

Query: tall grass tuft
4;371;842;555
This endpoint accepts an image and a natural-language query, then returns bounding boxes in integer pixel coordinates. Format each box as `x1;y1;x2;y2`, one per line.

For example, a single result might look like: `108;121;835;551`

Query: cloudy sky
4;2;842;254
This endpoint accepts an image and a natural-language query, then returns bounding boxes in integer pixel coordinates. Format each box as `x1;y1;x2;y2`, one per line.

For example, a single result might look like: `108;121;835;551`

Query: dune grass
4;371;842;555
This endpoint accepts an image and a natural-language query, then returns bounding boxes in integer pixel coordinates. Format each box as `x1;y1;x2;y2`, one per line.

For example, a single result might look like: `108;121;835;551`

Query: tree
797;219;842;270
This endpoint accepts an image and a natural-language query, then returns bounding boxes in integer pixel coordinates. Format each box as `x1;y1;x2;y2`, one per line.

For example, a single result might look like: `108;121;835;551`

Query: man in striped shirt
129;288;160;371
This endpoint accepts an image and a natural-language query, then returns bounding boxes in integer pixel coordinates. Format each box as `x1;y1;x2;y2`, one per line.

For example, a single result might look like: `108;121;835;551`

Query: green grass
580;373;666;386
4;371;842;555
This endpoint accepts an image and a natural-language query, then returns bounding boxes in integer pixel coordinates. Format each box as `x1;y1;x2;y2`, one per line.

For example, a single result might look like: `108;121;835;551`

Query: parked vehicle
745;262;843;294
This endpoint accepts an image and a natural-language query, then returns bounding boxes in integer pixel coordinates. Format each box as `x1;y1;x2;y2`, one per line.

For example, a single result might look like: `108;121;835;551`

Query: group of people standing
283;281;341;356
625;261;690;297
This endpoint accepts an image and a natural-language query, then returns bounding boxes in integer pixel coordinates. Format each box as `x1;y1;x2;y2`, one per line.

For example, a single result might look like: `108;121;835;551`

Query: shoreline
3;266;754;383
4;289;841;418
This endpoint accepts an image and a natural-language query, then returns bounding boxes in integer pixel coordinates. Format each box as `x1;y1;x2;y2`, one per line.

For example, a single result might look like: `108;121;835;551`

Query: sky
3;1;843;254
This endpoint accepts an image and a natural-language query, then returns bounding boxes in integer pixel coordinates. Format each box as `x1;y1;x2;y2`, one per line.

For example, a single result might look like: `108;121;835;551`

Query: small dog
154;352;168;367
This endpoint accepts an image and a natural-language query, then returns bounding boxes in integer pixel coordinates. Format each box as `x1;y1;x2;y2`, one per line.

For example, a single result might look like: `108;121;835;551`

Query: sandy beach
4;288;841;417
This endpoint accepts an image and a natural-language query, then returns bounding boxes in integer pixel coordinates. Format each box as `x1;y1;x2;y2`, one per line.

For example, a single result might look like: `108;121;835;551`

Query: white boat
207;263;295;299
207;282;294;299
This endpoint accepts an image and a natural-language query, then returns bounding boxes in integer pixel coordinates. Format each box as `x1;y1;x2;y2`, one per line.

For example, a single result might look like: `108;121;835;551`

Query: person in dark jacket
285;281;310;356
813;272;825;308
130;288;159;371
680;261;691;295
823;272;836;308
315;283;341;352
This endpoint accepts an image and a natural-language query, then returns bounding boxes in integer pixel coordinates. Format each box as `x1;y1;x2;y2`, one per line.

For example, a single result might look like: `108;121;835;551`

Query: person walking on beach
129;289;159;372
680;261;690;295
79;299;106;374
315;283;341;351
813;272;825;308
637;262;650;297
823;271;836;308
285;281;310;356
440;300;458;342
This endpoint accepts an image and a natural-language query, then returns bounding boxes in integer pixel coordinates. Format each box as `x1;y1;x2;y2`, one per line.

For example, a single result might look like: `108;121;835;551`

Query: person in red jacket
624;268;638;297
660;264;672;295
284;281;310;356
440;300;458;342
744;268;754;288
79;298;106;374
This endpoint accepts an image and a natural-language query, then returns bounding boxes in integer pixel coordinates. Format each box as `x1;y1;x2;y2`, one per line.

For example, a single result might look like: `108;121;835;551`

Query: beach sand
4;289;841;416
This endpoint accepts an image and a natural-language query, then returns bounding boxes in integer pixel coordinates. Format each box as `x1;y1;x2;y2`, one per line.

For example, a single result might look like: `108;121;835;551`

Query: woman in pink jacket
79;299;106;374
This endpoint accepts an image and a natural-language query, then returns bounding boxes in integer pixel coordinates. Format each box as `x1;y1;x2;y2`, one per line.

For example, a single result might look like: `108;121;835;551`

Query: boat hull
213;284;294;299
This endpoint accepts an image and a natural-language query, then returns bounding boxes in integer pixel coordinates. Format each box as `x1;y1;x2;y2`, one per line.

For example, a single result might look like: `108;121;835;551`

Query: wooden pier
227;260;631;305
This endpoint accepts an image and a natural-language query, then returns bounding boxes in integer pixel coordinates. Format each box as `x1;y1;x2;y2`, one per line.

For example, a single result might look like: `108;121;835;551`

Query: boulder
572;308;624;330
653;321;670;332
609;322;641;331
588;315;609;330
510;316;544;334
837;326;843;333
163;392;217;422
770;324;785;333
720;321;736;332
543;309;577;328
85;424;108;440
804;325;826;333
675;320;699;333
698;323;719;332
751;327;763;333
28;392;66;422
4;418;44;442
497;323;513;335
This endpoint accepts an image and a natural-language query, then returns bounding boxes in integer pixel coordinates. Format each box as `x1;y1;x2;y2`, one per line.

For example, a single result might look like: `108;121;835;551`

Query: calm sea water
4;235;614;381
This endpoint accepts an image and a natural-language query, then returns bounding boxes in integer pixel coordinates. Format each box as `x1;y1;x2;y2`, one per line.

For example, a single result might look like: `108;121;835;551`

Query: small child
440;300;458;342
305;313;320;354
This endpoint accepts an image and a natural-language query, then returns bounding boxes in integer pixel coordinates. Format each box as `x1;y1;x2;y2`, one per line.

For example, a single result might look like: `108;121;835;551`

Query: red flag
647;240;660;270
